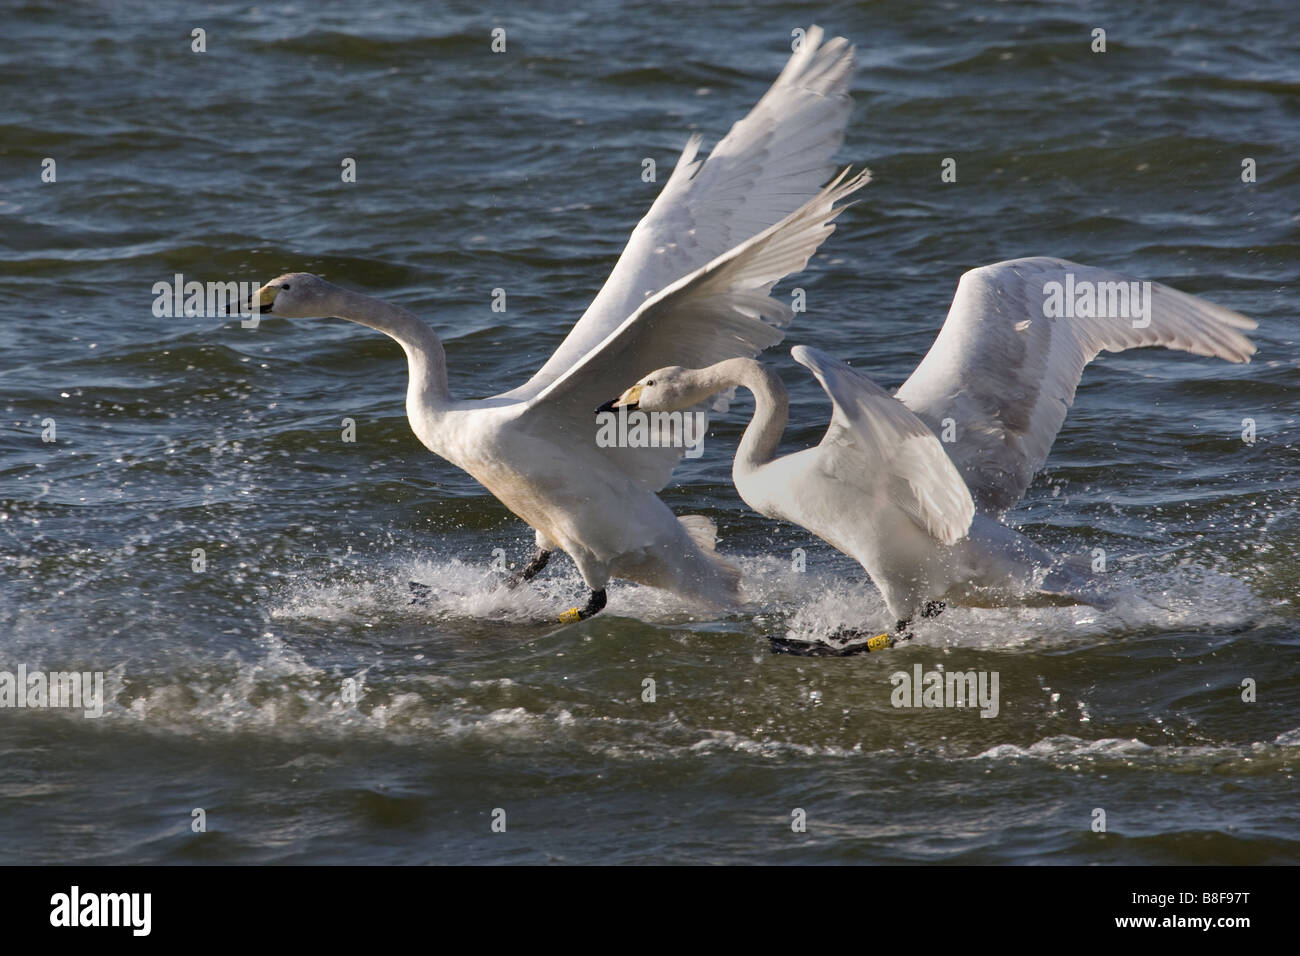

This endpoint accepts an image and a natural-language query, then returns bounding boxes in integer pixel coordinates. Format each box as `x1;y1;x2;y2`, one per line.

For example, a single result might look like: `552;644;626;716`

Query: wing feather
893;257;1257;513
791;345;975;545
502;25;857;401
522;170;870;492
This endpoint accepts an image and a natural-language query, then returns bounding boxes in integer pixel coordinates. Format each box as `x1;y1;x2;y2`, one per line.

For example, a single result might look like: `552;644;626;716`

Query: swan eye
281;284;292;290
645;379;655;387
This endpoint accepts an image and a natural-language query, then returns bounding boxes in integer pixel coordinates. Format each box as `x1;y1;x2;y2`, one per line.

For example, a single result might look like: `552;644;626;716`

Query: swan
602;257;1257;652
238;27;868;622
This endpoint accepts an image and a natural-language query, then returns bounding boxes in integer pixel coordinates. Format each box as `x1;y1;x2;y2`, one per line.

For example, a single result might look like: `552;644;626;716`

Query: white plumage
610;258;1257;624
243;27;866;617
896;257;1258;514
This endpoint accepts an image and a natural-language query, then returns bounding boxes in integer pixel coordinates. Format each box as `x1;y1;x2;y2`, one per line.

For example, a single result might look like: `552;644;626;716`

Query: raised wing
894;257;1257;514
503;25;856;401
522;169;870;493
791;345;975;545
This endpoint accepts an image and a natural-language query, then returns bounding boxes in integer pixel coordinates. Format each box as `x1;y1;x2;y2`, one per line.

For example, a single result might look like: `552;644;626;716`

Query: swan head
598;365;711;414
243;273;345;318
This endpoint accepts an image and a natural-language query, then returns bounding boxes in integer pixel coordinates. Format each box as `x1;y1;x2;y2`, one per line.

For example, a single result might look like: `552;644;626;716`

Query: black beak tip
595;399;617;415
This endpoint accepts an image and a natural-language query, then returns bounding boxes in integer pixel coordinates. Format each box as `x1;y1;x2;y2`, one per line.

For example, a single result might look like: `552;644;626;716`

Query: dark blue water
1;0;1297;863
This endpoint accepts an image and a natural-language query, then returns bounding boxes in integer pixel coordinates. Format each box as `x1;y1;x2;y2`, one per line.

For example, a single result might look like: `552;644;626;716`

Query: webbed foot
504;548;552;590
408;581;433;607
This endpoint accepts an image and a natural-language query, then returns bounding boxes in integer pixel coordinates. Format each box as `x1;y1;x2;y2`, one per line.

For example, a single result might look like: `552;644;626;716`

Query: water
1;0;1297;864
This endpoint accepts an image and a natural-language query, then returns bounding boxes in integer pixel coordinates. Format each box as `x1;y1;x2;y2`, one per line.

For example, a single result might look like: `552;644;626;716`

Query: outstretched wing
894;257;1257;514
521;170;870;493
502;25;856;401
791;345;974;545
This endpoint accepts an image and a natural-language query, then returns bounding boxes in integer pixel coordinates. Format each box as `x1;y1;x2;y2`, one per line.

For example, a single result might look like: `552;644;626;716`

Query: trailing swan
603;257;1256;650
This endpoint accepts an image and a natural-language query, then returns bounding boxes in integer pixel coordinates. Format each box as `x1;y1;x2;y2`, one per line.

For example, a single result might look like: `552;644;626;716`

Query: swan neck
710;358;787;478
332;287;451;409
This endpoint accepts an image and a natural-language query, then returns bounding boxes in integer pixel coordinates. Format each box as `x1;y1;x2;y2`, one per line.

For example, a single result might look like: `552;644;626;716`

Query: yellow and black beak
237;282;280;316
595;383;643;415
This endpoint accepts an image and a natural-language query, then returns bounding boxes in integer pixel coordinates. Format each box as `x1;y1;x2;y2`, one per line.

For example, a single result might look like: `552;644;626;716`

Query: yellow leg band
866;633;893;652
558;607;582;624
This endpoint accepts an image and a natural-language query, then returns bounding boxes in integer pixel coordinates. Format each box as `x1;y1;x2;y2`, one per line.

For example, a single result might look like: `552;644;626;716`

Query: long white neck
330;287;452;412
696;358;788;480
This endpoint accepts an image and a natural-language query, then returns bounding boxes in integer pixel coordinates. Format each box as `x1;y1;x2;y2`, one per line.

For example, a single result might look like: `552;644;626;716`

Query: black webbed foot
770;625;898;657
504;548;551;590
408;581;433;607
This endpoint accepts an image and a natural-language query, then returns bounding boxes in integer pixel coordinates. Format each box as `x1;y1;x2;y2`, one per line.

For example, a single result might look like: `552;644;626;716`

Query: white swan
604;257;1257;651
240;27;868;621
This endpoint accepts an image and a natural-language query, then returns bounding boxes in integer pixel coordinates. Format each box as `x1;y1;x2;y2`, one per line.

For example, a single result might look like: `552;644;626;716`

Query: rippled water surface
1;0;1298;863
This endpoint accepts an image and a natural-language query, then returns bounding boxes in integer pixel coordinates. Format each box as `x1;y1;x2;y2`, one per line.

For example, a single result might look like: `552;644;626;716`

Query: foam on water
32;540;1255;744
261;538;1271;646
272;551;756;627
974;730;1300;772
746;550;1268;650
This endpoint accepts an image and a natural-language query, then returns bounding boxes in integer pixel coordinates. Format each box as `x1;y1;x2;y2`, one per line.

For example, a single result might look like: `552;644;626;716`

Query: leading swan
241;27;867;621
